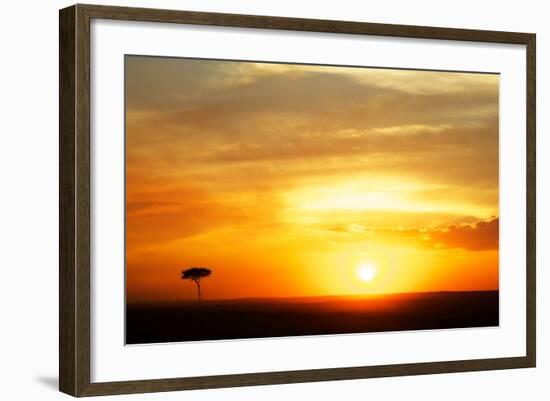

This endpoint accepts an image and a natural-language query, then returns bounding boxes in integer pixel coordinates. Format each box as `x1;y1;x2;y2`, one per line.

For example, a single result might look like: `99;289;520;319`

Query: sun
357;263;377;282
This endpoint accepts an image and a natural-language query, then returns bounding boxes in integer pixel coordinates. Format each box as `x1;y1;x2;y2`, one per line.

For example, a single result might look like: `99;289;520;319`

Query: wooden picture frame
59;3;536;397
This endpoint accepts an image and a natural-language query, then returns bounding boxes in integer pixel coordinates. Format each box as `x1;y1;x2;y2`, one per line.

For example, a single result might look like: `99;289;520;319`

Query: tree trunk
196;281;202;301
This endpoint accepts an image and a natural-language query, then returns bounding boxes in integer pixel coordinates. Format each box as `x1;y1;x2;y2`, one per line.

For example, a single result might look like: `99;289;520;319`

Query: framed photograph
59;4;536;397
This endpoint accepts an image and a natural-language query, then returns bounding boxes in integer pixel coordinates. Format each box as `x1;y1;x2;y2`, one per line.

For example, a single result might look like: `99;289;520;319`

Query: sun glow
357;263;377;282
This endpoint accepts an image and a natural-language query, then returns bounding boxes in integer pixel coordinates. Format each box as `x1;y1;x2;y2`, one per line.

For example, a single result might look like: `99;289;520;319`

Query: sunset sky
125;56;499;303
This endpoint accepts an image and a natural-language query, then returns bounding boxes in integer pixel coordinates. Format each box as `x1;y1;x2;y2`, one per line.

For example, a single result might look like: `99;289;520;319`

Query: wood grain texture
78;3;533;43
75;5;91;396
59;3;536;397
59;5;76;396
59;4;92;396
78;356;534;396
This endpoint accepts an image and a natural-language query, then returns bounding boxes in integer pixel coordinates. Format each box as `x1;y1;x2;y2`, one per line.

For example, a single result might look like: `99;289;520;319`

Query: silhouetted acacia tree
181;267;212;301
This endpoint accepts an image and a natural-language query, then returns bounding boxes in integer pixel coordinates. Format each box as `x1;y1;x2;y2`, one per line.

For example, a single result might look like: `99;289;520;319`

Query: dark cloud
429;217;499;251
319;217;499;251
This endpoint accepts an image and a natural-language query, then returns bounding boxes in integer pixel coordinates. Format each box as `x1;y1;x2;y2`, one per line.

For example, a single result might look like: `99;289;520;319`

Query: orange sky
125;56;499;303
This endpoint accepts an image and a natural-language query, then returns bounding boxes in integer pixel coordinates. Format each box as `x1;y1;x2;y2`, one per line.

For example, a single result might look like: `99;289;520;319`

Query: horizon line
127;288;499;306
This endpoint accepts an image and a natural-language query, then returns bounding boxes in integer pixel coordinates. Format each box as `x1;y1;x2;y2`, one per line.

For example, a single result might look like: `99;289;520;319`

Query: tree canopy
181;267;212;281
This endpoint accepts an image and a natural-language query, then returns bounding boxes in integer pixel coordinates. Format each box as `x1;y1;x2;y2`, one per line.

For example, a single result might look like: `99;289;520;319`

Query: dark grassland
126;290;498;344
